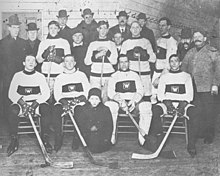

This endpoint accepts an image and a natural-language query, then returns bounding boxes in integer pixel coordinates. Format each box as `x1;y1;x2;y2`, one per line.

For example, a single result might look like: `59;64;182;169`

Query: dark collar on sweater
169;69;182;73
23;70;36;75
161;34;171;39
97;38;109;41
130;36;142;39
46;34;60;39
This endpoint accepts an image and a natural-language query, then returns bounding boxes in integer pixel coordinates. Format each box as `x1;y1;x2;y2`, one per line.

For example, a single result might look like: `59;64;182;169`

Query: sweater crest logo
25;88;32;94
68;85;75;92
123;82;130;90
171;86;179;93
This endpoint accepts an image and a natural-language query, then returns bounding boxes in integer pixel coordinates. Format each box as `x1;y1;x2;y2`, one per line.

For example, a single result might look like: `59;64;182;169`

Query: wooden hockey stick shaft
28;113;74;168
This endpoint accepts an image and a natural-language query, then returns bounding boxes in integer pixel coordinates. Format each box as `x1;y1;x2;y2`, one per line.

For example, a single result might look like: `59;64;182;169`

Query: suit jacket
108;24;131;41
141;26;157;53
58;25;72;45
0;35;27;88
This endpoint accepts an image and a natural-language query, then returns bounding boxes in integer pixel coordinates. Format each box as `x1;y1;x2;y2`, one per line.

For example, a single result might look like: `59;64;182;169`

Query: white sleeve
84;43;94;65
8;73;21;103
37;74;50;104
108;42;118;65
157;75;166;102
53;75;63;102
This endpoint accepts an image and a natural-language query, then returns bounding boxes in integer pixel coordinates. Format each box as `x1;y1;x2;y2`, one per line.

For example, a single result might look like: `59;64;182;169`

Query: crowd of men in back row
1;8;220;159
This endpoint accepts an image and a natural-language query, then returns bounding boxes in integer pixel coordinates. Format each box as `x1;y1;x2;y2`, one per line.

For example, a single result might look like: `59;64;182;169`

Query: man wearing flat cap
57;9;72;45
181;28;220;157
25;22;41;71
76;8;98;46
108;11;131;42
0;14;28;146
177;27;194;61
137;13;157;53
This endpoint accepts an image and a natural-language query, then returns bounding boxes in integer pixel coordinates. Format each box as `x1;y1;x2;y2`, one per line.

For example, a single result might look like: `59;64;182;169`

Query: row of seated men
7;53;197;159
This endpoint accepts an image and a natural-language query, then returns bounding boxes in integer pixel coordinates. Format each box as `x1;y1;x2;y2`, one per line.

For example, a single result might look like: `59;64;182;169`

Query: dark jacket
177;42;194;61
108;24;131;41
76;20;98;46
25;39;41;72
140;26;157;53
71;44;90;79
0;35;27;89
75;102;113;153
58;25;73;45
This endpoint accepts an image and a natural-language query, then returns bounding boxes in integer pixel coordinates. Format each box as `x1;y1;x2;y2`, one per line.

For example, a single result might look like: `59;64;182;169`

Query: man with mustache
177;27;194;61
108;11;131;41
181;28;220;156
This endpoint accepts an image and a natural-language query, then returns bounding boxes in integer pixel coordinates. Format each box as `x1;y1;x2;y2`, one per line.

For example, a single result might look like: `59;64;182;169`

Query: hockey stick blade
131;112;178;160
28;113;74;169
132;150;176;160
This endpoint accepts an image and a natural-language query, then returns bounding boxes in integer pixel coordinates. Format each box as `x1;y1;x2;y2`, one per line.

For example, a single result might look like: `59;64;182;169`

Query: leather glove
59;98;71;113
28;100;39;115
17;97;30;116
133;46;147;59
127;100;135;112
177;101;188;116
42;45;55;60
163;100;175;115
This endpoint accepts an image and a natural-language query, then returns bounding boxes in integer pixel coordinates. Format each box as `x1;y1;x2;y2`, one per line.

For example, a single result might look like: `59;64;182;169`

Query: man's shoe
187;148;197;158
7;135;19;157
54;134;63;152
42;134;53;154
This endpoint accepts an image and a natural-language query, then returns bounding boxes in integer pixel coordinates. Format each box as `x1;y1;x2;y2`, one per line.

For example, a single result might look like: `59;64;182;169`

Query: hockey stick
46;45;55;84
28;113;74;168
68;111;119;168
127;111;176;159
131;111;178;160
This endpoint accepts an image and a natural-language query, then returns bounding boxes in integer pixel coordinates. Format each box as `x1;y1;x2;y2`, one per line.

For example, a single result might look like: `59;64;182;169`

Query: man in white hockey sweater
120;21;156;102
53;54;90;152
36;20;71;101
152;17;177;103
7;55;51;156
105;55;152;146
151;54;196;157
84;20;118;101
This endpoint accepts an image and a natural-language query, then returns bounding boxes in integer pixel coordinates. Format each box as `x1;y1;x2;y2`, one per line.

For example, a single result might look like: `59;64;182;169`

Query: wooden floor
1;116;220;176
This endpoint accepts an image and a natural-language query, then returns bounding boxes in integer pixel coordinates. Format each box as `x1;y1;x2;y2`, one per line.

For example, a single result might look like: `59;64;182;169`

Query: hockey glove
177;101;188;116
119;100;128;112
42;45;55;60
59;98;71;113
163;100;175;115
28;100;39;115
17;97;30;117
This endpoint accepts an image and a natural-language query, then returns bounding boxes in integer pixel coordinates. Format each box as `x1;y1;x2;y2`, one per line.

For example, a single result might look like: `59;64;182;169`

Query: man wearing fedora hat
25;22;41;71
177;27;194;61
137;13;157;53
0;14;28;121
108;11;131;42
76;8;98;46
57;9;72;45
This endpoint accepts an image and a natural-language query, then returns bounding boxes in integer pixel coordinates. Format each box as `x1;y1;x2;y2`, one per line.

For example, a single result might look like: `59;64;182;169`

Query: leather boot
54;134;63;152
7;135;19;157
42;134;53;154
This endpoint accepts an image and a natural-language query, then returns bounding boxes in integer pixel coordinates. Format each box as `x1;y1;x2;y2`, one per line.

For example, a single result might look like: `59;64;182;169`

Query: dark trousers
150;103;196;150
8;103;51;136
53;104;63;136
192;92;215;140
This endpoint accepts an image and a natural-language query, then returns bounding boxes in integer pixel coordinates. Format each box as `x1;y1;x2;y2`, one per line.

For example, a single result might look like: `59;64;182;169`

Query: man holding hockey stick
53;54;90;152
148;54;195;158
7;55;51;156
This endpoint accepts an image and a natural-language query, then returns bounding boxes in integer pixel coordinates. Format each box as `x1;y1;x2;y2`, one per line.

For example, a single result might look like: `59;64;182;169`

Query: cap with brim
26;22;39;31
117;11;128;19
71;27;83;36
82;8;94;17
57;10;69;18
7;14;21;26
137;13;147;20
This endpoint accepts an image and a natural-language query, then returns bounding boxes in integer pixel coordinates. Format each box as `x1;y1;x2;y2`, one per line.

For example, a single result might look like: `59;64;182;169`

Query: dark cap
137;13;147;20
88;88;102;101
180;28;192;39
7;14;21;26
57;9;69;18
71;27;83;36
26;22;39;31
117;11;128;19
82;8;94;17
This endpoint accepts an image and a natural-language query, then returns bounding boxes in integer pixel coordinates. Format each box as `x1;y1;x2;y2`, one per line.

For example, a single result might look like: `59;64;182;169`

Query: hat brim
117;15;129;19
7;22;21;26
26;28;40;31
81;13;94;18
57;15;69;18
